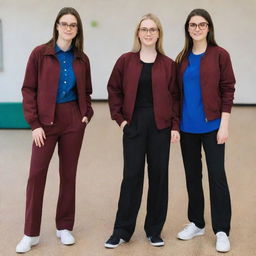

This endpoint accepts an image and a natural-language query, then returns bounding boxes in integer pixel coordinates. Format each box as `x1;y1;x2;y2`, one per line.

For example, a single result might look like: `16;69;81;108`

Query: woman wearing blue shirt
175;9;235;253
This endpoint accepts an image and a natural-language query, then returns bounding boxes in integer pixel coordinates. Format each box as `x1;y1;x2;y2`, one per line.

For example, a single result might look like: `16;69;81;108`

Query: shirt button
64;69;67;71
64;81;67;84
50;122;53;125
63;61;66;63
62;91;66;94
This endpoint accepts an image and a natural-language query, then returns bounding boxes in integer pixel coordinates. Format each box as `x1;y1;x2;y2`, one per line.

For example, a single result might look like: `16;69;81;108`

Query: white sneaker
177;222;205;240
216;232;230;252
16;235;39;253
56;229;75;245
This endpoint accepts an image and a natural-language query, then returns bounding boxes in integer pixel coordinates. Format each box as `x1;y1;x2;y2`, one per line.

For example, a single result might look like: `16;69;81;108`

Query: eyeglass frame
58;22;78;30
188;22;209;30
138;27;159;35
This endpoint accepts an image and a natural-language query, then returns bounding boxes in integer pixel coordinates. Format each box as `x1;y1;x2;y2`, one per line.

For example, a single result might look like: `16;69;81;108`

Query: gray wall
0;0;255;103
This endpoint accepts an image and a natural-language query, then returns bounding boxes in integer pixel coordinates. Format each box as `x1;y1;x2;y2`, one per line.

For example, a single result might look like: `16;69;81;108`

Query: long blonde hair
132;13;165;55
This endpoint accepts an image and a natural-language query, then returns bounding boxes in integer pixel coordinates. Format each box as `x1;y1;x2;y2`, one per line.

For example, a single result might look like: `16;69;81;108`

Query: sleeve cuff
171;121;180;131
116;116;125;126
85;108;94;122
221;104;232;113
30;120;42;130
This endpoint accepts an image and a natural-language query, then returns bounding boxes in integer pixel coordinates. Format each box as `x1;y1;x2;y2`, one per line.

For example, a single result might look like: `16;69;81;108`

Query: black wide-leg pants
180;130;231;235
113;107;171;241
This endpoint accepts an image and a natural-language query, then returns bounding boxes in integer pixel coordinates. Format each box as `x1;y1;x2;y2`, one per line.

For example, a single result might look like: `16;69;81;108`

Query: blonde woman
105;13;179;248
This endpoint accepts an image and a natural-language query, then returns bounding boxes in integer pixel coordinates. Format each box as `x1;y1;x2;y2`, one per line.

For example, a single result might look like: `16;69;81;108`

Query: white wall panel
0;0;255;103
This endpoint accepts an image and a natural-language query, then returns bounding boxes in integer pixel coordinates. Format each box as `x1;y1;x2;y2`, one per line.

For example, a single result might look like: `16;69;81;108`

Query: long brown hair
47;7;84;53
176;9;218;63
132;13;165;55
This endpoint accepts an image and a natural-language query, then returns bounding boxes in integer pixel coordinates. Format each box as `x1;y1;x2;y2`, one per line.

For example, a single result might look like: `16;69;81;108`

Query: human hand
171;130;180;143
32;127;46;147
120;120;128;131
82;116;88;124
217;127;228;144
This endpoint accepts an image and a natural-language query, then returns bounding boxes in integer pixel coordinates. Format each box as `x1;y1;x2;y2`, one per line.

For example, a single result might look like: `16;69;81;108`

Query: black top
135;61;154;108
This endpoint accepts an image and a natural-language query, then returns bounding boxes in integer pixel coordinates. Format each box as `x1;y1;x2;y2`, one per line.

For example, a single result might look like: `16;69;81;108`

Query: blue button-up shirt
55;44;77;103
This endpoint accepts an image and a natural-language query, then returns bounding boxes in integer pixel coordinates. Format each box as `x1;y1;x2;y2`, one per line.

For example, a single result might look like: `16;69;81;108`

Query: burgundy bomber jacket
177;45;236;121
107;52;180;130
22;43;93;130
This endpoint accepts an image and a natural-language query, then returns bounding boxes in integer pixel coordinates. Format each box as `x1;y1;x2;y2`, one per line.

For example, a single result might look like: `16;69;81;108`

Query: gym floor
1;103;255;256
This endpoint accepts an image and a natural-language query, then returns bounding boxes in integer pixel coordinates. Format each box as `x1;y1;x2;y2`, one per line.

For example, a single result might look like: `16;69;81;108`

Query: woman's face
56;14;78;43
188;15;209;42
138;19;159;48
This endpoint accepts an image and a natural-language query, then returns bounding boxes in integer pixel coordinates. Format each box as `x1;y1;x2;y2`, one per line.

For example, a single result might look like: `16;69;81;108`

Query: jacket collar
55;44;73;54
43;43;84;59
183;44;216;60
181;44;216;66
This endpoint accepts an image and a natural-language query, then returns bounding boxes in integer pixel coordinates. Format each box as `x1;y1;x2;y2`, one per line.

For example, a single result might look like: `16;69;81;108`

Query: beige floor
0;103;256;256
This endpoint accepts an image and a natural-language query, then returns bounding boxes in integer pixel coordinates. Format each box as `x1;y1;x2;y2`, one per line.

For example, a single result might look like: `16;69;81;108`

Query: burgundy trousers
24;101;86;236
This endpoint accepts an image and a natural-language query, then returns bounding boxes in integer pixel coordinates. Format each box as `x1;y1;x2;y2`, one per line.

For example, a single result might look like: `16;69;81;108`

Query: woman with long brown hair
175;9;235;252
16;7;93;253
105;13;179;249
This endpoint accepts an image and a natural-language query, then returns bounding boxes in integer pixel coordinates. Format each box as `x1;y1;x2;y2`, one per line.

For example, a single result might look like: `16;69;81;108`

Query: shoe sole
104;239;125;249
216;248;230;253
57;239;75;246
148;237;164;247
150;242;165;247
177;231;205;240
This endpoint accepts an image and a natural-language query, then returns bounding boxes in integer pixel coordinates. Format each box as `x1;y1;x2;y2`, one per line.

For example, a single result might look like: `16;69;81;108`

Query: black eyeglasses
58;22;78;30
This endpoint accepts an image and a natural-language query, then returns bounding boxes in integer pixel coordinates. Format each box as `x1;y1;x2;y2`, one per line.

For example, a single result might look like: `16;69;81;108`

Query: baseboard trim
233;103;256;106
91;99;256;106
0;101;255;129
0;102;29;128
